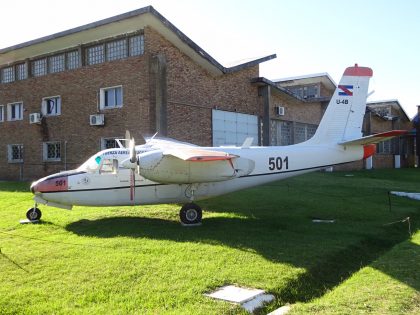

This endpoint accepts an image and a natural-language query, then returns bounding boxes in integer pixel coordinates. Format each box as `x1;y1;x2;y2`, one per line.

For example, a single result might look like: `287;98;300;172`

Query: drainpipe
416;106;420;167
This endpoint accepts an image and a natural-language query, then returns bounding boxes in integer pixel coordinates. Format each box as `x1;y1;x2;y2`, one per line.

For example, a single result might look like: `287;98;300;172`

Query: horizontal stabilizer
339;130;408;146
164;148;238;161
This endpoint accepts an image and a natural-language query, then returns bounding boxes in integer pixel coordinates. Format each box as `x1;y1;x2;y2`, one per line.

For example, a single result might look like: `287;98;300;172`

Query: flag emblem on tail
338;85;353;96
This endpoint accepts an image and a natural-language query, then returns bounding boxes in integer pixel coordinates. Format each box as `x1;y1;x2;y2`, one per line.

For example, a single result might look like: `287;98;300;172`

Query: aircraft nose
30;176;68;194
30;181;38;194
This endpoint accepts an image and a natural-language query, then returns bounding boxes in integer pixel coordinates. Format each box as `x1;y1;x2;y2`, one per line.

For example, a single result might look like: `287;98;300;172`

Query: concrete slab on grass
206;285;274;313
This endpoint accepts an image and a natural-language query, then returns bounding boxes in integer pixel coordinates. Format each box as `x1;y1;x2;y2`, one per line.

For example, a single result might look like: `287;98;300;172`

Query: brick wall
0;27;263;180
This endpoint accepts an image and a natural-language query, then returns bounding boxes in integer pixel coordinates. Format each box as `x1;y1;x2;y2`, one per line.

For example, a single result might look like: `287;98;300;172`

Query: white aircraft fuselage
31;143;364;208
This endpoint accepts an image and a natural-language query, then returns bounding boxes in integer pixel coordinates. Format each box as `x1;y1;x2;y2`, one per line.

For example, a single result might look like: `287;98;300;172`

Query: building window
0;105;4;122
32;58;47;77
87;45;105;65
100;86;123;109
288;84;319;99
66;50;80;70
49;54;65;73
8;144;23;163
42;96;61;116
1;66;15;83
101;137;121;150
16;63;27;80
129;35;145;56
43;142;61;161
377;140;392;154
107;39;127;61
7;102;23;121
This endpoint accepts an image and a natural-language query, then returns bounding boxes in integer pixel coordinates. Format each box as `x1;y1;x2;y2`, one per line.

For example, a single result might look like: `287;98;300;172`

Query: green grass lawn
0;169;419;314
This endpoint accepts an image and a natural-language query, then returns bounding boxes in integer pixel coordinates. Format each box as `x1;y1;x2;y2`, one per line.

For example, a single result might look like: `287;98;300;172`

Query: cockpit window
78;155;101;172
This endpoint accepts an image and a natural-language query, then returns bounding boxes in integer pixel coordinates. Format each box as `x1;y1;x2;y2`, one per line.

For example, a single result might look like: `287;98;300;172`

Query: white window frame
43;141;61;162
99;86;123;110
7;102;23;121
7;144;23;163
101;137;123;150
0;105;4;122
42;96;61;116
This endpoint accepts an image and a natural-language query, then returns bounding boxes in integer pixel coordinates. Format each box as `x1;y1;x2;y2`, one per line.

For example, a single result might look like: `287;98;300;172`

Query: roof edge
251;77;306;102
0;6;153;54
224;54;277;73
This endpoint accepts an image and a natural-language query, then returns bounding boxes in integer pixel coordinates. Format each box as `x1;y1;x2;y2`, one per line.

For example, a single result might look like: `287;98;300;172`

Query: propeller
128;137;137;205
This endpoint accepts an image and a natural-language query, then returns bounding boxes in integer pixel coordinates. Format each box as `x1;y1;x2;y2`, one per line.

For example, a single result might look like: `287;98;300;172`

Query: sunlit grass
0;169;419;314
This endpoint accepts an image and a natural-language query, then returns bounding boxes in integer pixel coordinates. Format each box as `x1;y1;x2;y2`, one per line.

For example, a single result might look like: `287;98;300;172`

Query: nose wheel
179;203;202;226
26;207;42;221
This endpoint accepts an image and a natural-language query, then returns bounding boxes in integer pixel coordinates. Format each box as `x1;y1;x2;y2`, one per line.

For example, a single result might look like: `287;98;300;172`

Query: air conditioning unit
29;113;41;124
275;106;285;116
90;114;105;126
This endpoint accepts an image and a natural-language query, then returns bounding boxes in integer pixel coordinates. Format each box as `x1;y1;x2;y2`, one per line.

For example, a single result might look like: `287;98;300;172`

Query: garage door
212;110;259;146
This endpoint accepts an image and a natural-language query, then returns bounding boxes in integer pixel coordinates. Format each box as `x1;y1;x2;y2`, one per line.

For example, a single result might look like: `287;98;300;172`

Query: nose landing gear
26;205;42;221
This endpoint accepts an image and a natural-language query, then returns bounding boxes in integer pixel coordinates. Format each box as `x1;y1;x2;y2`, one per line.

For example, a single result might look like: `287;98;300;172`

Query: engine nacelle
137;151;254;184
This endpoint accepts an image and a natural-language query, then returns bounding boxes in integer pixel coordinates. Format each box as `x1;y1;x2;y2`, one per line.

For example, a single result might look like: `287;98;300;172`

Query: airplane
27;64;407;225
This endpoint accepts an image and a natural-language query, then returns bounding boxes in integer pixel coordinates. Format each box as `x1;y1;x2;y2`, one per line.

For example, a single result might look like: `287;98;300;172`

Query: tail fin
307;64;373;145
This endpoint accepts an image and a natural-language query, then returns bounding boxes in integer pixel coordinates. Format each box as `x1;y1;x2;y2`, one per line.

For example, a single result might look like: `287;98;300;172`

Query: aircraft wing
163;148;238;161
339;130;408;146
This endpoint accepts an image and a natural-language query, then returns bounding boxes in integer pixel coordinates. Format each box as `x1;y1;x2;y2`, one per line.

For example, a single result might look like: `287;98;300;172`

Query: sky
1;0;419;118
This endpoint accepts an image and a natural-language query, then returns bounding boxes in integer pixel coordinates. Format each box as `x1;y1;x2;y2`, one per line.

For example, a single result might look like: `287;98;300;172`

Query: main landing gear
179;184;202;226
26;205;42;221
179;203;202;226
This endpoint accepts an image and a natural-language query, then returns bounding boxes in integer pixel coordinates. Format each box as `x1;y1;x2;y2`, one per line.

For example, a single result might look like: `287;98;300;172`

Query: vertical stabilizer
307;64;373;145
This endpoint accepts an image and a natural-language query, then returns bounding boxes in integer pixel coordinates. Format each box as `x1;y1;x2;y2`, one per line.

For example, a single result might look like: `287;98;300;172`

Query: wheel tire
180;203;202;225
26;207;42;221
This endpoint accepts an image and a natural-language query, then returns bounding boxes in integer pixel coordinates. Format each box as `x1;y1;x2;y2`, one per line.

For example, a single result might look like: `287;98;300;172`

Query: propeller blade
125;130;131;148
130;168;135;204
129;138;136;164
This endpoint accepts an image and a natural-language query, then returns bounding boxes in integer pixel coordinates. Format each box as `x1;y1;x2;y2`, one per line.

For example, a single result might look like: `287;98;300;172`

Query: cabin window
43;141;61;162
42;96;61;116
100;158;118;174
7;144;23;163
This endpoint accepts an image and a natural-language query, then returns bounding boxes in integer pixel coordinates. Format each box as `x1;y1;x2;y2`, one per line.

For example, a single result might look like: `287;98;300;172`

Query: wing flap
164;148;238;161
339;130;408;146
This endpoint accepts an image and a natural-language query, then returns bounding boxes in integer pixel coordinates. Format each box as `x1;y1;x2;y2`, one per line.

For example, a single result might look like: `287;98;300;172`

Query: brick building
0;6;414;181
0;6;277;180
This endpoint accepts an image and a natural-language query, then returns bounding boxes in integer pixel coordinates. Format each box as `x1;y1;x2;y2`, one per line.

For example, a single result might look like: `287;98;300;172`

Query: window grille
129;35;144;56
49;54;65;73
107;39;127;61
43;142;61;161
16;63;27;80
32;59;47;77
86;45;105;65
8;144;23;162
1;66;15;83
66;50;80;70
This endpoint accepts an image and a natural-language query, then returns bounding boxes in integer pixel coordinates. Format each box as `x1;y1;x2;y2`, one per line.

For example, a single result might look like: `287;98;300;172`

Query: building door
212;110;259;146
